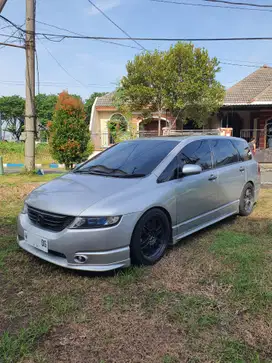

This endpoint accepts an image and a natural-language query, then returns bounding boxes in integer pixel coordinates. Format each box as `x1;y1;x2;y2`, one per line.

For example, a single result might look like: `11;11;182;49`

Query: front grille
27;205;74;232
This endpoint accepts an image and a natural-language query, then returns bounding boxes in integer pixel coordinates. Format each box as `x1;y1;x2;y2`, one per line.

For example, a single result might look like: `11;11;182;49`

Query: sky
1;0;272;100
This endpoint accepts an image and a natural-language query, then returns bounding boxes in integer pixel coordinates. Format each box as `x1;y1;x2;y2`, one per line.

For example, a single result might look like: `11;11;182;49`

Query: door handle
208;174;217;181
239;166;245;172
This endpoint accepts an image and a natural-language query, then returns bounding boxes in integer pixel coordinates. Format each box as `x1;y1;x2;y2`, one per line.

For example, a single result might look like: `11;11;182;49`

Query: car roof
126;136;244;143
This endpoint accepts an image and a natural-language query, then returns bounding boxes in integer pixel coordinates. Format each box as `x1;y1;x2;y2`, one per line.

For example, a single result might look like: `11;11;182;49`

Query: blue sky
1;0;272;100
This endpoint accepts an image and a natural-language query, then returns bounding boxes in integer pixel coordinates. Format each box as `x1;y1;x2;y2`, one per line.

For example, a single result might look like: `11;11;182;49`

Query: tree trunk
158;114;161;136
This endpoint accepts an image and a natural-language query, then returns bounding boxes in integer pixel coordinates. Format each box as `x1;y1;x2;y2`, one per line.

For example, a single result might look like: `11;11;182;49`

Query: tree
35;94;57;126
117;50;168;135
84;92;107;123
48;91;93;169
117;43;225;131
0;95;25;140
164;43;225;128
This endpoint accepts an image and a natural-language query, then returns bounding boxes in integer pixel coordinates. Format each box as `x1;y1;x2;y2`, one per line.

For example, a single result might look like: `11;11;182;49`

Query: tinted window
157;157;178;183
76;140;178;176
178;140;212;170
211;139;239;167
232;139;252;161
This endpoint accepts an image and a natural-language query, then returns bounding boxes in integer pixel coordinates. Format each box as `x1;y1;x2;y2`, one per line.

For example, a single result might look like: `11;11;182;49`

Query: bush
48;91;93;169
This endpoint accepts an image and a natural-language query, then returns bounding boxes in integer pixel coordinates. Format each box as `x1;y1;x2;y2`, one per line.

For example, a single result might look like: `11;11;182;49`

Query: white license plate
24;231;48;253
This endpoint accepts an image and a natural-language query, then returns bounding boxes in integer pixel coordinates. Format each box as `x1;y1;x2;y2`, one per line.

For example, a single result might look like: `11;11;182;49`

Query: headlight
21;202;28;214
69;216;121;229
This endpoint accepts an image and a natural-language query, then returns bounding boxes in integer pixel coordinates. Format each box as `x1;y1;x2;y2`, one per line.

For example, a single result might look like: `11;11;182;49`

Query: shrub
48;91;93;169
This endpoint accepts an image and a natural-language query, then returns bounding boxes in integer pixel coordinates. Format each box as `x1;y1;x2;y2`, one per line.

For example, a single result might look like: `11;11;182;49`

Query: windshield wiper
73;169;145;178
110;173;146;178
75;165;127;175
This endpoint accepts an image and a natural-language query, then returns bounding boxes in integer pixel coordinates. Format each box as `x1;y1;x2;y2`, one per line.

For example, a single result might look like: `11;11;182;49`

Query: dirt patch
233;315;272;359
42;315;194;363
0;183;38;203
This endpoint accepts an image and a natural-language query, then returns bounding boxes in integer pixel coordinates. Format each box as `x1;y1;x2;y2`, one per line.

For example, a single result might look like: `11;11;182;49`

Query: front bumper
17;212;140;271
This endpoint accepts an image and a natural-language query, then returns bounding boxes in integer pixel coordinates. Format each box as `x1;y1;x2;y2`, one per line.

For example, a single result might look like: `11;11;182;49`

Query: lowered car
17;136;260;271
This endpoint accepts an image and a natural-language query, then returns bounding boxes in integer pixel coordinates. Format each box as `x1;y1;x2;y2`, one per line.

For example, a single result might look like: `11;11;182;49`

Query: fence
91;129;221;149
165;129;221;136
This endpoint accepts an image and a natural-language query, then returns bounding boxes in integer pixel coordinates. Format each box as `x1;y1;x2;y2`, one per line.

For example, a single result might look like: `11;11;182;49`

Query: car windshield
74;140;179;177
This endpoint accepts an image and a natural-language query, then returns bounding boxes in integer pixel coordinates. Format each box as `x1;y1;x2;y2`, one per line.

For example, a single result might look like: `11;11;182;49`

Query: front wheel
239;183;255;216
130;208;171;266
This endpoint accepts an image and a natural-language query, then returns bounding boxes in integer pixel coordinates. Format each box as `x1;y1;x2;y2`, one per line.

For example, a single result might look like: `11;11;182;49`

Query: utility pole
25;0;36;171
0;0;8;13
0;113;2;141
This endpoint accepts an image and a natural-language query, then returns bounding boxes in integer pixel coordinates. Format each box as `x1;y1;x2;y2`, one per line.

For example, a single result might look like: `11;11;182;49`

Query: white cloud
87;0;121;16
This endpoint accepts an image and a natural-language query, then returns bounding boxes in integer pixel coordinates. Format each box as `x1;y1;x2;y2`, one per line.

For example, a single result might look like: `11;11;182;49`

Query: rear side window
210;139;239;167
231;139;252;161
178;140;212;170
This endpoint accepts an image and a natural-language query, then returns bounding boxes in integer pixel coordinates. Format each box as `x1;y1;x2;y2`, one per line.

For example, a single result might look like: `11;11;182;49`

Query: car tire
130;208;171;266
239;183;255;217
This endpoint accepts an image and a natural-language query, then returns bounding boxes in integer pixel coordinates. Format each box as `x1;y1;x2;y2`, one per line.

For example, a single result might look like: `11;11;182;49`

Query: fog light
74;255;88;264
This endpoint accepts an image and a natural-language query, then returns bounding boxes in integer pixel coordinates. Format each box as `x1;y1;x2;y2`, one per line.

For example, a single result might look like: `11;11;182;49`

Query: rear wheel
239;183;255;216
130;208;171;266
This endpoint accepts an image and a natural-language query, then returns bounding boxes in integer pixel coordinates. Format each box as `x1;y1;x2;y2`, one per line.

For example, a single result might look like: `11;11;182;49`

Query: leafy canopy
117;42;225;128
0;95;25;140
35;94;58;126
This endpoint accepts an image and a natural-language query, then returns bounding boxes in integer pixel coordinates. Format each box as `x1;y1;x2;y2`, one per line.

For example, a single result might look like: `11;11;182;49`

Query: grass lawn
0;175;271;363
0;143;54;165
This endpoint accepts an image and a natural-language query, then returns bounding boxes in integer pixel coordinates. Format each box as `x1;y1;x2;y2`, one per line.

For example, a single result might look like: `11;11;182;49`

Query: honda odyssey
17;136;260;271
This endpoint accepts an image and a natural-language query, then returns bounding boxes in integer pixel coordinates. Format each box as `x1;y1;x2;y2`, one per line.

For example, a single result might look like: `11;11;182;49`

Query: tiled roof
96;92;115;107
224;66;272;105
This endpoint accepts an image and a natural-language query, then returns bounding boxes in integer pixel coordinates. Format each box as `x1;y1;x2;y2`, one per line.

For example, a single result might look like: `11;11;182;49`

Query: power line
36;20;142;50
0;15;25;32
38;39;88;88
150;0;272;12
33;32;272;42
87;0;148;51
0;80;114;88
0;32;24;39
204;0;272;8
220;61;259;68
0;22;25;50
0;79;115;86
220;57;272;66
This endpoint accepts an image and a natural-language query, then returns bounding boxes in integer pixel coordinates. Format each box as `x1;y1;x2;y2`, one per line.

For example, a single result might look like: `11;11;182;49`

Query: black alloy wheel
130;208;171;265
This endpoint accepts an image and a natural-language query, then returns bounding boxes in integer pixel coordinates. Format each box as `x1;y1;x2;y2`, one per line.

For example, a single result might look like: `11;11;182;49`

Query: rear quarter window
210;139;239;167
231;139;252;161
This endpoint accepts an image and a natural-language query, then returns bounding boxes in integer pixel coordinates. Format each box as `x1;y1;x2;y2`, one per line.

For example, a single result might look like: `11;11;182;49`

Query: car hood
26;173;143;216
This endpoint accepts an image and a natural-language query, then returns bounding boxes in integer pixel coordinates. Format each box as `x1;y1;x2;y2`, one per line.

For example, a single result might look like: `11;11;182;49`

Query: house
89;66;272;161
89;92;176;150
213;65;272;147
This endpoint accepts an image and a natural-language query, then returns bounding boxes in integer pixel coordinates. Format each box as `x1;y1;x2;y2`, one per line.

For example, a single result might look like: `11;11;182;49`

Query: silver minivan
17;136;260;271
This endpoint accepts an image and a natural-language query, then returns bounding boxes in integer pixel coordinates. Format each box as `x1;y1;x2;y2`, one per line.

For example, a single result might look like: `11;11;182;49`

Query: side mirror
182;164;202;176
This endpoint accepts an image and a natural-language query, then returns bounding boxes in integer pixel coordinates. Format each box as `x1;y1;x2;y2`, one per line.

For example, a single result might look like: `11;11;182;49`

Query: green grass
219;339;265;363
0;320;50;363
210;231;272;311
0;176;271;363
142;290;220;332
0;142;54;164
0;173;64;185
113;266;148;286
162;355;179;363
